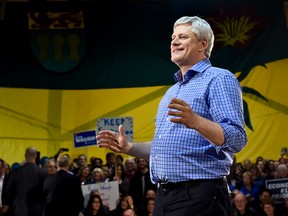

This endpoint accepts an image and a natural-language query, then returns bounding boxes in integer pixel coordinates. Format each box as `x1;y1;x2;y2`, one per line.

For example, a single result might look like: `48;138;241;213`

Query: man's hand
167;97;198;129
96;125;132;153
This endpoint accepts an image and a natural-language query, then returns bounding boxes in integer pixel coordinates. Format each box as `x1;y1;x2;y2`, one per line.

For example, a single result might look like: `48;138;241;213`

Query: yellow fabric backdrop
0;58;287;165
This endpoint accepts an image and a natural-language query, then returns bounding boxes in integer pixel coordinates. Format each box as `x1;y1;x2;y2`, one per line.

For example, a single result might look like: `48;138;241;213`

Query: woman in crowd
145;197;154;216
110;195;134;216
113;163;130;197
82;194;108;216
77;165;91;185
240;171;260;206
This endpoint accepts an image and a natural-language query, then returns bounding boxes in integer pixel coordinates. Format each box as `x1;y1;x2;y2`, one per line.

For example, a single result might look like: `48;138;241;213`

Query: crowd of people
0;146;287;216
228;154;288;216
0;147;157;216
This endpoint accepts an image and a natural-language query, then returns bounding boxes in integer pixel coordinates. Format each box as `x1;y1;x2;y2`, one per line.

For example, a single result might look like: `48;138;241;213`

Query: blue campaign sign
266;178;288;204
74;130;97;148
96;117;133;142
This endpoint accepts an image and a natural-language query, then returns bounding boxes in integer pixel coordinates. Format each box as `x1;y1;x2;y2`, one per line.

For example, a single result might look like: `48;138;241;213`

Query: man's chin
171;57;181;64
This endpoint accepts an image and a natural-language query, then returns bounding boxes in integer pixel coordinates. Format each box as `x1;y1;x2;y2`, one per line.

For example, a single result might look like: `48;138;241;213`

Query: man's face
78;155;86;167
137;159;147;169
107;156;115;165
260;192;271;203
125;159;136;171
170;24;204;67
122;209;135;216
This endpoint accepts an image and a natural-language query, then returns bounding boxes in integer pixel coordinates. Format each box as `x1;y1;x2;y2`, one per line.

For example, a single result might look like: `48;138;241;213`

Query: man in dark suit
5;146;48;216
43;154;84;216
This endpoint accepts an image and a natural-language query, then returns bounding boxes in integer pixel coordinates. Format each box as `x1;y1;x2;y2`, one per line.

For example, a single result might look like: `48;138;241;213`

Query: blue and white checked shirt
150;58;247;184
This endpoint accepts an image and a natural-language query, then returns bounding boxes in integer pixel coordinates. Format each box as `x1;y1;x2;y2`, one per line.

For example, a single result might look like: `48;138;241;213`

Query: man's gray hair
57;155;70;168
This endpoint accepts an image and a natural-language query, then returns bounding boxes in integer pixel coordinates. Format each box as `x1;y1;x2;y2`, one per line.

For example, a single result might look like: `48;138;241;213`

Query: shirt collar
173;58;212;85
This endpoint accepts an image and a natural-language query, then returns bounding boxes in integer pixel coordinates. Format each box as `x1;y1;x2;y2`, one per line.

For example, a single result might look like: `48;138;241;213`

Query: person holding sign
97;16;247;216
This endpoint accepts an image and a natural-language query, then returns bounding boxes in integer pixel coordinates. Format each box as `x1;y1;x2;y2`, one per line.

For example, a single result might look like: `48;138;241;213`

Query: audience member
124;158;136;183
113;163;130;197
279;198;288;216
240;171;260;206
262;199;276;216
110;195;134;216
144;197;155;216
145;189;155;200
0;159;9;216
243;159;253;172
122;207;136;216
86;168;105;184
0;159;5;210
101;165;112;182
249;164;266;192
276;164;288;178
232;192;257;216
104;153;116;180
11;162;20;171
116;155;124;165
77;165;92;185
254;188;272;216
44;159;57;175
43;154;84;216
129;158;156;214
72;154;87;176
228;162;244;191
5;146;48;216
2;150;287;216
265;160;276;180
82;194;108;216
88;156;96;171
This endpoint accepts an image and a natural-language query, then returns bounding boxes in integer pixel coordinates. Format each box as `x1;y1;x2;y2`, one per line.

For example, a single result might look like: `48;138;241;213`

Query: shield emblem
28;11;86;73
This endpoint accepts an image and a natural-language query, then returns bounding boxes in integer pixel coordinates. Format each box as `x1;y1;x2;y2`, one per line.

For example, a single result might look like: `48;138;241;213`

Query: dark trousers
153;179;232;216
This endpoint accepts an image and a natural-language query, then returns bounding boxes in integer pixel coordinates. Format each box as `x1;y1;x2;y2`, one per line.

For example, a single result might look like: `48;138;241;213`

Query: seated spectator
232;192;257;216
276;164;288;178
110;195;134;216
122;208;136;216
82;194;108;216
249;164;265;192
228;162;244;191
145;189;155;200
240;171;260;205
262;199;276;216
280;198;288;216
243;159;252;172
254;188;272;216
145;197;155;216
265;160;276;180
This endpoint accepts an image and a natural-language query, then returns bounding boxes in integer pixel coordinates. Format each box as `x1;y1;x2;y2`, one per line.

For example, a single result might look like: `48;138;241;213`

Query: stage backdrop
0;0;287;165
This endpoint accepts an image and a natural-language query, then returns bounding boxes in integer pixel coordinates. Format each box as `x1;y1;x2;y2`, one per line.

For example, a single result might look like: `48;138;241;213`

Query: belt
158;178;225;191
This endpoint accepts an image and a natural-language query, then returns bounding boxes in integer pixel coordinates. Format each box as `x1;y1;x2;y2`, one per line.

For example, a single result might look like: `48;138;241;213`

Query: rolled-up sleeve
210;73;248;154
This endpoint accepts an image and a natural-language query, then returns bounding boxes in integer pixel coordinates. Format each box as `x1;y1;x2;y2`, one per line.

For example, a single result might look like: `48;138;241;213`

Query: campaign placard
74;130;97;148
81;181;120;211
96;117;134;142
265;178;288;204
